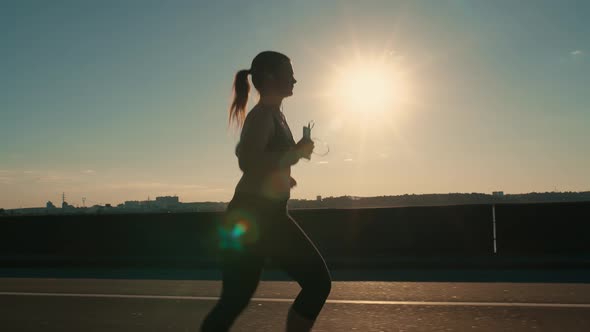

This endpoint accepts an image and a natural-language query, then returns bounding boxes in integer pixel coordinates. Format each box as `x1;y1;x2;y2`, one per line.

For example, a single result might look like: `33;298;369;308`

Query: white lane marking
1;292;590;308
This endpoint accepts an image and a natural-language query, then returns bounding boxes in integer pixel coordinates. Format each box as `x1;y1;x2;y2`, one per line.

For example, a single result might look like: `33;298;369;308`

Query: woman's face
267;61;297;97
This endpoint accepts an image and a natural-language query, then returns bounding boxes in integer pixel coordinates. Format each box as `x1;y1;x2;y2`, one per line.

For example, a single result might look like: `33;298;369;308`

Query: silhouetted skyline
3;190;589;215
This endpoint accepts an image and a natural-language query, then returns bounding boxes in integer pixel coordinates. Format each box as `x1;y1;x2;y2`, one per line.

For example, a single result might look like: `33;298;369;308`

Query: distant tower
61;192;69;208
82;197;86;207
316;195;322;202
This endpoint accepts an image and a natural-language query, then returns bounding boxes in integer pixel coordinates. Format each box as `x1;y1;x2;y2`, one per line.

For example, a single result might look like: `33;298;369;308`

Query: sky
1;0;589;208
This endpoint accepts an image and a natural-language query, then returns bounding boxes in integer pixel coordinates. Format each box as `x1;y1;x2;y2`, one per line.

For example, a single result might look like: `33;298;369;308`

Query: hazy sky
1;0;589;208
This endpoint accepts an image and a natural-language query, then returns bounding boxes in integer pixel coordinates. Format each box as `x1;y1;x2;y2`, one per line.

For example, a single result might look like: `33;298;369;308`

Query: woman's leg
200;250;264;332
267;212;332;331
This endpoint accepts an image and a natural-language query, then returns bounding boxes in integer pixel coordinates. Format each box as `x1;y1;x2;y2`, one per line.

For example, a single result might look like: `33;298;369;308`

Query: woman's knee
308;266;331;300
318;272;332;299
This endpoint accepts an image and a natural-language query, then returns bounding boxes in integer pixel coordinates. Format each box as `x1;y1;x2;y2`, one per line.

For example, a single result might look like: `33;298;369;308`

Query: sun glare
331;60;402;114
316;49;416;134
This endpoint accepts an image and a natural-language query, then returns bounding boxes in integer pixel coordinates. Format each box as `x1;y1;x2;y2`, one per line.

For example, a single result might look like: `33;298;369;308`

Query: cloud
0;176;13;184
105;182;208;191
36;174;72;183
387;49;405;61
342;151;355;162
317;161;329;164
0;169;91;184
81;169;96;175
203;188;226;192
571;50;584;56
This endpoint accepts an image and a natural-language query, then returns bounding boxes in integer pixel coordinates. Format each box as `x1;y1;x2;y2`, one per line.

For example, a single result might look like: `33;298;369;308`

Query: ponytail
228;69;251;129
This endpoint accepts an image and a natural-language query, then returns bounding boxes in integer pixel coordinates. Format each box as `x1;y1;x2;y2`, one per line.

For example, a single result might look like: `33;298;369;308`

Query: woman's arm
237;110;301;173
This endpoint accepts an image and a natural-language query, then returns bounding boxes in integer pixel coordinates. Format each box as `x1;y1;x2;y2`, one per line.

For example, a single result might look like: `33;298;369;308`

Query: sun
331;60;400;114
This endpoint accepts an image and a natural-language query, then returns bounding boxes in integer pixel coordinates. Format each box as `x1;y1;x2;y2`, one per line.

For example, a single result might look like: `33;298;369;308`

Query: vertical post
492;204;497;254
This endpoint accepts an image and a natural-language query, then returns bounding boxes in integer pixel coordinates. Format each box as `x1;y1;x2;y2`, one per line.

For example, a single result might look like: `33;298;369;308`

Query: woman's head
229;51;297;129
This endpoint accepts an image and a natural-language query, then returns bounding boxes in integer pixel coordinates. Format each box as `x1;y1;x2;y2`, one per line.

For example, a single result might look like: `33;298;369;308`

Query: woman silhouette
200;51;331;331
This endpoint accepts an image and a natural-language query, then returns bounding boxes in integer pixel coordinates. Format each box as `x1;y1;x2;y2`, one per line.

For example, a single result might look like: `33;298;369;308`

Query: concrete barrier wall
290;204;493;258
0;204;493;268
494;202;590;255
0;212;221;266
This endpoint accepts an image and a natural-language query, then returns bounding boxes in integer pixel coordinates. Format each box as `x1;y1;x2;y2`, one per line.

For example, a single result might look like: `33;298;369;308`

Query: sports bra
267;109;296;153
233;105;296;201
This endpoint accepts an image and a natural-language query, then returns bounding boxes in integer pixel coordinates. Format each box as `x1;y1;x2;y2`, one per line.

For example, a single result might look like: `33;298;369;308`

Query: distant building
316;195;322;202
61;201;75;209
124;200;141;208
46;201;56;209
492;191;504;197
155;196;180;208
9;207;48;215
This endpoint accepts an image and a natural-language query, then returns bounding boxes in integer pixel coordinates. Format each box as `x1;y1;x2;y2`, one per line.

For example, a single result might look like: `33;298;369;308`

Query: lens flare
232;220;249;238
218;209;259;251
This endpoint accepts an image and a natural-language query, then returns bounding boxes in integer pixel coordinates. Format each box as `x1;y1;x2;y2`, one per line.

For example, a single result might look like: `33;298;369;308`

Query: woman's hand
295;138;314;160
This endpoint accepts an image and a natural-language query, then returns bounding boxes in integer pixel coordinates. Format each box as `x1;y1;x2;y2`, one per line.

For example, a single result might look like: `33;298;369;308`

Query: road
2;269;590;331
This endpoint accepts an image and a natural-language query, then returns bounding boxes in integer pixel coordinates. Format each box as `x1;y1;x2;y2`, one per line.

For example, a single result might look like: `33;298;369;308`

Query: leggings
201;192;331;331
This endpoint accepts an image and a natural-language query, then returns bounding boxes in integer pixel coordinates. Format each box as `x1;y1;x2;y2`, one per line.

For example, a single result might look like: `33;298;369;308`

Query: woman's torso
233;105;296;201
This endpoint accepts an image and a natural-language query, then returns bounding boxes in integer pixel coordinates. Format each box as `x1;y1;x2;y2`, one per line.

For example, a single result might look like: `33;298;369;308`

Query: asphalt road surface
1;269;590;331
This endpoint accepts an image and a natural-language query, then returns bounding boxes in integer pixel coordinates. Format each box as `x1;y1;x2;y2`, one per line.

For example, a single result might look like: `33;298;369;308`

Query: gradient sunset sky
1;0;589;208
